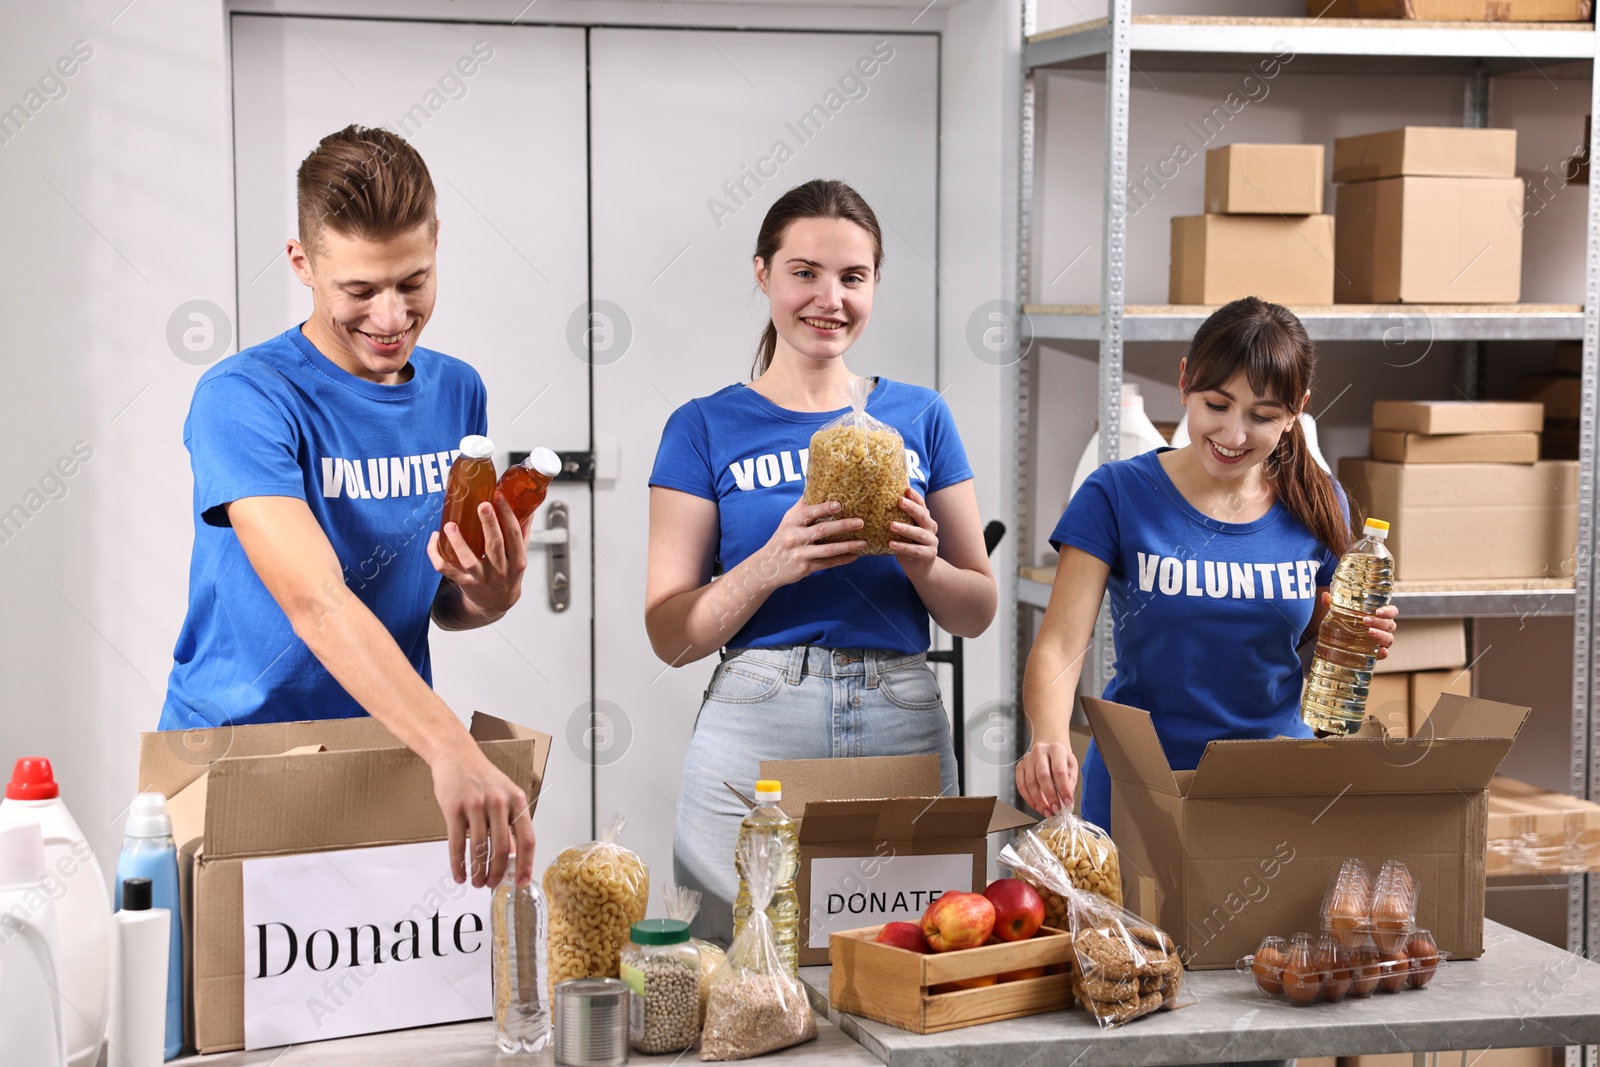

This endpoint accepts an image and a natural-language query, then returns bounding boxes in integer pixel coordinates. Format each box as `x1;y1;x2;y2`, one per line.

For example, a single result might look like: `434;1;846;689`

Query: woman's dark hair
751;179;884;378
1183;296;1356;556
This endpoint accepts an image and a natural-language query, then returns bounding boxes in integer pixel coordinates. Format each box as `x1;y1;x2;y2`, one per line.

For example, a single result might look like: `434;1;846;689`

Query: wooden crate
829;924;1076;1034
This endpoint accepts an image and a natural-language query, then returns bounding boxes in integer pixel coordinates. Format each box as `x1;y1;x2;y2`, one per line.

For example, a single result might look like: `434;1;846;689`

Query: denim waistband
722;645;928;687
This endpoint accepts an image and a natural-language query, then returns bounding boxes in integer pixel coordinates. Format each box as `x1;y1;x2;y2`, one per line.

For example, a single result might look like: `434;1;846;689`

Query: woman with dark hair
645;179;997;941
1018;296;1400;830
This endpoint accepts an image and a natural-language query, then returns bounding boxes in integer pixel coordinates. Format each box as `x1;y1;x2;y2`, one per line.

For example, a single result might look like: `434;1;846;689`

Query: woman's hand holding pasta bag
755;497;869;586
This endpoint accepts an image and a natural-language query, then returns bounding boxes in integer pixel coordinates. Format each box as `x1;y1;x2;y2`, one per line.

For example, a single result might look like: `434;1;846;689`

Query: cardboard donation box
1083;693;1527;970
137;714;552;1054
1311;0;1589;18
1170;214;1336;305
1339;458;1578;581
743;755;1033;967
1205;144;1325;215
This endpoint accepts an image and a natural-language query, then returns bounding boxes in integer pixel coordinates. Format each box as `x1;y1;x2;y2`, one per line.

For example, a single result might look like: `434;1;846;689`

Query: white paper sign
807;853;973;947
242;841;492;1049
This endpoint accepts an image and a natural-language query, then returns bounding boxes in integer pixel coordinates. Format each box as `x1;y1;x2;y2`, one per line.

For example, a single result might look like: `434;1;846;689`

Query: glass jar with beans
620;919;702;1054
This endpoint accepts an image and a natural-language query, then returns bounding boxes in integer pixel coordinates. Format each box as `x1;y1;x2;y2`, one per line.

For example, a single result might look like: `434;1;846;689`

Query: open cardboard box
138;713;551;1054
1082;693;1527;970
732;754;1033;967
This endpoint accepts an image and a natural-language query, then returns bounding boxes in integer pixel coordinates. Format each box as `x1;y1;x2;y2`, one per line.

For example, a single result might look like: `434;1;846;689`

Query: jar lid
630;918;691;945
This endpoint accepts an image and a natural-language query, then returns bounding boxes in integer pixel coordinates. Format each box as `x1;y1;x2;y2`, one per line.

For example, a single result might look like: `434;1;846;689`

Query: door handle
545;500;570;613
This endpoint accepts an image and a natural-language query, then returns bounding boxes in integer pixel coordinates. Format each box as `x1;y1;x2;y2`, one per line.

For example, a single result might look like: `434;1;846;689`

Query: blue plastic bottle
115;793;182;1061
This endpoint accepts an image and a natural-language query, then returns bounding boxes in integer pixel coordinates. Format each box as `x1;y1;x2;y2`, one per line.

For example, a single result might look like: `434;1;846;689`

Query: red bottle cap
6;757;60;800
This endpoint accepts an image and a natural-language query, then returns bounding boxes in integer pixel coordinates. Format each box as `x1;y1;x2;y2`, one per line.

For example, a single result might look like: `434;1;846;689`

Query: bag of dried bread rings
543;814;649;997
661;884;724;1023
1030;807;1123;931
801;377;908;555
1001;830;1192;1029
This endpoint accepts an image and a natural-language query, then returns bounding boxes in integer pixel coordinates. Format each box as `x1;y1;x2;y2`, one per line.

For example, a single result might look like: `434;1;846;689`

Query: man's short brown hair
296;124;436;255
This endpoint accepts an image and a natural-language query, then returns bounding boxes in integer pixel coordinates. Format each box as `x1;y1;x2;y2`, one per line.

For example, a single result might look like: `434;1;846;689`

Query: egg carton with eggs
1322;857;1420;954
1238;929;1443;1006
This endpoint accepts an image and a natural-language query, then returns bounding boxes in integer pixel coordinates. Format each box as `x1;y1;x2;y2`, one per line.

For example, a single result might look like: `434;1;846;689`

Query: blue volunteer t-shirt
1054;448;1340;832
649;379;972;654
160;326;487;729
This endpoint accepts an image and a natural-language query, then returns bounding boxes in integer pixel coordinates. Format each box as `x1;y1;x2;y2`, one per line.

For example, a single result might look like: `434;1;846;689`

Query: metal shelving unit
1007;4;1600;1039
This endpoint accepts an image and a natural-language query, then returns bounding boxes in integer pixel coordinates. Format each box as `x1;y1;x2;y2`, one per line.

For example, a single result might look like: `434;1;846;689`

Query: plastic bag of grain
801;377;908;555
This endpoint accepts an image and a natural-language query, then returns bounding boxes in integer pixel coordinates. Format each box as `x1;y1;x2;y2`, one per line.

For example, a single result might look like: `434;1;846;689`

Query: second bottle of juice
497;447;561;526
438;435;497;568
732;779;799;977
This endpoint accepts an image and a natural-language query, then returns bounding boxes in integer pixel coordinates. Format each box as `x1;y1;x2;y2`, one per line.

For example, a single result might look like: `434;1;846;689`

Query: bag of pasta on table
1032;808;1123;928
661;884;724;1023
1001;830;1189;1029
801;376;908;555
543;813;649;997
700;833;816;1061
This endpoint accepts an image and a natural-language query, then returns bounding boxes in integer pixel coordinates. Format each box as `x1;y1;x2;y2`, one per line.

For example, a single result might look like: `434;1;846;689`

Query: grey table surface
168;1011;878;1066
798;920;1600;1067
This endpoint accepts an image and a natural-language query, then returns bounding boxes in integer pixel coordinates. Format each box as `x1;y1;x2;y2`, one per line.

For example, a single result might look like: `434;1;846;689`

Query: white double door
232;15;938;887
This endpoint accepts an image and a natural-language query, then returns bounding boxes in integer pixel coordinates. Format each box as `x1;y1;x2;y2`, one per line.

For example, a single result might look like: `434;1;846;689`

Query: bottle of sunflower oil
1301;519;1395;736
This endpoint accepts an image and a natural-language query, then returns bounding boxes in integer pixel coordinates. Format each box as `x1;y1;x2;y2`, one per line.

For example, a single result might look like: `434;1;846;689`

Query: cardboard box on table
1311;0;1588;19
1204;144;1325;215
137;713;551;1054
1083;692;1527;970
738;755;1033;967
1169;214;1336;305
1338;458;1578;581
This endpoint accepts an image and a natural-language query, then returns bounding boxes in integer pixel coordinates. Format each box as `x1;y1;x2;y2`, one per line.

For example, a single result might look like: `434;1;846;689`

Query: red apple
922;891;996;952
874;921;931;953
983;878;1046;942
930;974;998;994
997;965;1048;982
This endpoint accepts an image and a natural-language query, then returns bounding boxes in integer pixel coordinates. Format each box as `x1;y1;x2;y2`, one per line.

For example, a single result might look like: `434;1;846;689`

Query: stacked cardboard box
1333;127;1524;303
1521;344;1581;459
1339;401;1578;582
1170;144;1334;305
1488;776;1600;877
1310;0;1590;19
1369;667;1473;739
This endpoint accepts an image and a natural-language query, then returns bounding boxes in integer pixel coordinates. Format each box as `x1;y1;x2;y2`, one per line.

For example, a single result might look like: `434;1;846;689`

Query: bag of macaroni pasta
1001;830;1190;1029
801;377;908;555
700;833;816;1060
661;884;724;1021
542;813;649;997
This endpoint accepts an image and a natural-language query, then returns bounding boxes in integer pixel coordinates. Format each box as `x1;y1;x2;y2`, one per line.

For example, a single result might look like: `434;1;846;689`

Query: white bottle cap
124;792;173;839
0;821;45;888
528;447;562;478
458;435;495;460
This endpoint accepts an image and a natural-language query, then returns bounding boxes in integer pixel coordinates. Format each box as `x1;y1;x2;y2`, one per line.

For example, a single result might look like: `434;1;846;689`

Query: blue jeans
672;645;960;945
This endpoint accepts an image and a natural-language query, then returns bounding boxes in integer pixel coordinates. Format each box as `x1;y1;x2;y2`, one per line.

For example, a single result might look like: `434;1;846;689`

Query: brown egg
1282;961;1321;1006
1252;945;1286;996
1325;884;1369;949
1377;951;1409;993
1316;937;1351;1003
1348;943;1381;998
1406;934;1439;989
1371;893;1411;953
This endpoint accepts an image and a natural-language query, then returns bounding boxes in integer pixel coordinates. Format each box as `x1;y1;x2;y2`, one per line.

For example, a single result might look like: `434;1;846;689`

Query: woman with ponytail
1018;297;1399;831
645;180;996;940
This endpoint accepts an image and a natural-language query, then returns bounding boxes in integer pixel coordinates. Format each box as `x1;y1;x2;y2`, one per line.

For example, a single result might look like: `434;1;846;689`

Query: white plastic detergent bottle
115;793;183;1061
0;821;70;1067
0;757;111;1067
1069;383;1169;500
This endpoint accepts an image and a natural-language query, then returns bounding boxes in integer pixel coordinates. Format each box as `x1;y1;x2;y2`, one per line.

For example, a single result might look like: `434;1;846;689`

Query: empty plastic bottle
491;865;550;1054
1301;519;1395;736
732;779;800;977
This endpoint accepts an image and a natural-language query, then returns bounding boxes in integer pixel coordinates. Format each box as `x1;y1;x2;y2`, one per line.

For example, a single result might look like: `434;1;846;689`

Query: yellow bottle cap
1365;519;1390;532
755;779;781;793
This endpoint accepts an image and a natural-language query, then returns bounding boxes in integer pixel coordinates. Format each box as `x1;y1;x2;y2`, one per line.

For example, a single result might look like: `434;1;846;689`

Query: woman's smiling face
1182;367;1302;482
755;216;878;369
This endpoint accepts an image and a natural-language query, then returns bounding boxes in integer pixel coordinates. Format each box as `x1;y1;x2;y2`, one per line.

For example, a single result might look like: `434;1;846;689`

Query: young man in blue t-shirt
161;125;535;890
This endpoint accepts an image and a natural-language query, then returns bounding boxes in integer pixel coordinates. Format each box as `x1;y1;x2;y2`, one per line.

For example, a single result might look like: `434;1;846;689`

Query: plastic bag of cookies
1031;808;1123;925
800;377;908;555
1001;830;1190;1029
542;813;649;997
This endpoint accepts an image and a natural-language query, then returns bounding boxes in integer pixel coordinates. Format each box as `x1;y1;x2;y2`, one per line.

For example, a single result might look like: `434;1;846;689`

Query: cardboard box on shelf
1204;144;1325;215
1170;214;1336;305
1312;0;1589;19
1370;428;1541;464
1372;617;1466;675
1332;126;1518;182
741;755;1034;967
1368;672;1412;738
1487;776;1600;877
1372;400;1545;435
1338;458;1579;581
1411;668;1473;735
137;714;552;1054
1084;693;1528;970
1335;176;1524;303
1338;1050;1556;1067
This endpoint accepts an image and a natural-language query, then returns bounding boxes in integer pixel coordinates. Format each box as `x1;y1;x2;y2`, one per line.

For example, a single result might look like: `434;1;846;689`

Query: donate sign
242;841;493;1049
806;853;972;948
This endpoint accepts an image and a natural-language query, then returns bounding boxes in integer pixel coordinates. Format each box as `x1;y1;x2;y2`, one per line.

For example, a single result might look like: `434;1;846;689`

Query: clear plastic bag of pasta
1001;831;1190;1029
661;884;724;1023
801;377;908;555
700;832;816;1061
542;813;649;997
1030;808;1123;926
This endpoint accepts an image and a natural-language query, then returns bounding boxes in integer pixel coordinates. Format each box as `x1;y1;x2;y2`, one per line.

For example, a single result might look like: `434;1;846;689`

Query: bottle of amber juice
438;435;497;567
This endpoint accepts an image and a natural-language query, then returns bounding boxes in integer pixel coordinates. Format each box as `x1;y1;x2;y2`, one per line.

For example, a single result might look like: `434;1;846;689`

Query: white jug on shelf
0;822;69;1067
1068;383;1169;501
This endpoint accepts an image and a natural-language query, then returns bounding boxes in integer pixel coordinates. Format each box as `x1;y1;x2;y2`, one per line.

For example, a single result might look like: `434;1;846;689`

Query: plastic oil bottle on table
732;779;799;977
1301;518;1395;736
491;862;550;1054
